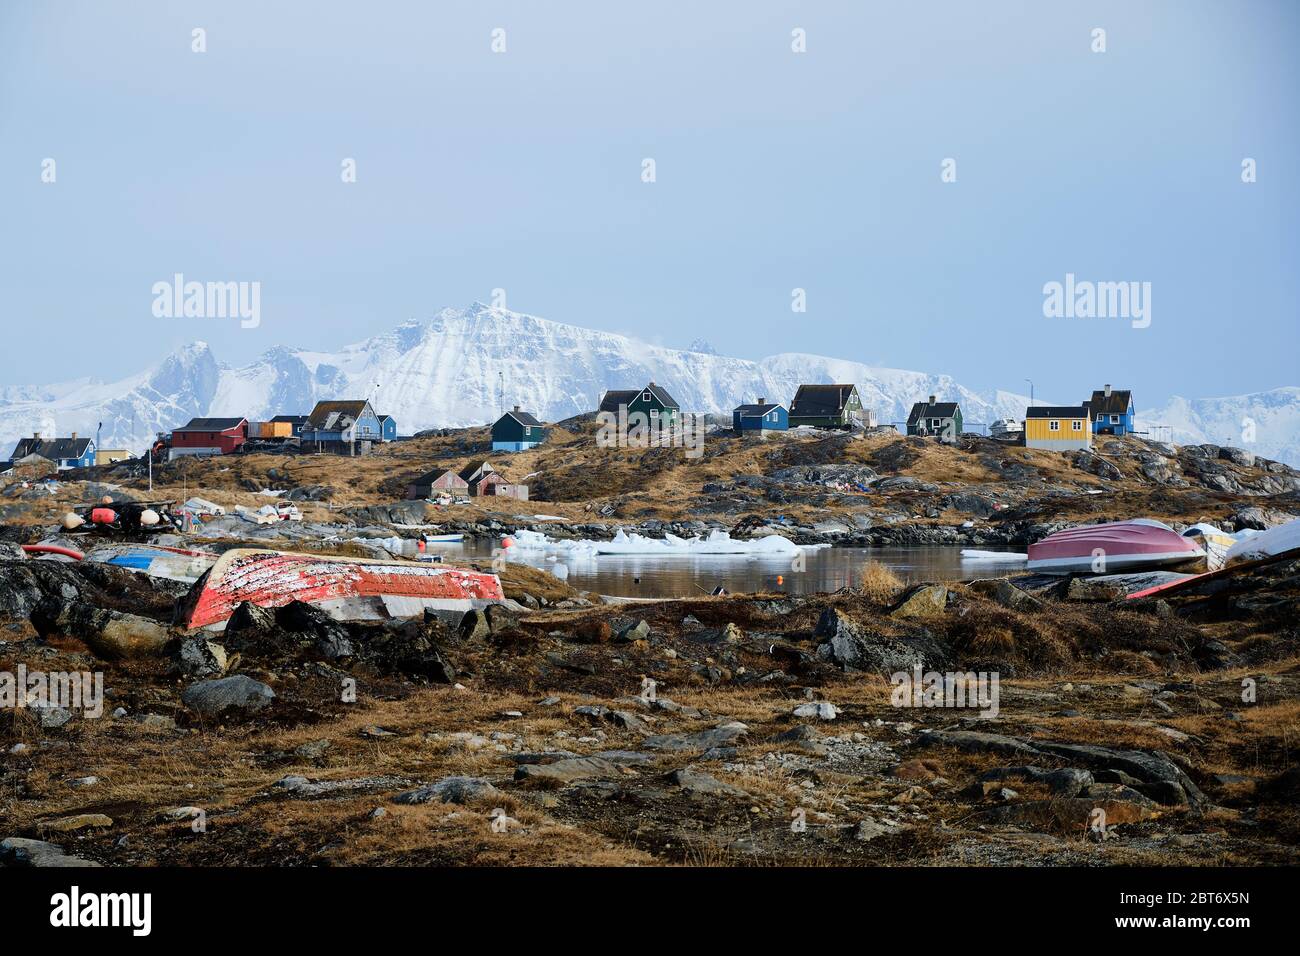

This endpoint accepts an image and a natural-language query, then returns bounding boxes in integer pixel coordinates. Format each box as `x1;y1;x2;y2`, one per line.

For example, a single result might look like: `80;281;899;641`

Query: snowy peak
1;304;1298;466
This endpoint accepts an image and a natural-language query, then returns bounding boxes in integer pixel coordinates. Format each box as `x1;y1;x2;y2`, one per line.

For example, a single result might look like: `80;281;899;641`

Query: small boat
179;548;506;630
1181;523;1237;572
1226;517;1300;565
84;543;218;583
423;533;465;544
1027;519;1204;575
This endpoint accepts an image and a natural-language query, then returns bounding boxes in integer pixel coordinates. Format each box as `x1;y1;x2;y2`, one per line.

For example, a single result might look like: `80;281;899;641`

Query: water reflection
427;541;1025;598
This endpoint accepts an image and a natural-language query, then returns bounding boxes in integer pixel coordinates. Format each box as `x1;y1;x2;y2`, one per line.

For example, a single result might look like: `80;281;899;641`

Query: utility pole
1024;379;1034;408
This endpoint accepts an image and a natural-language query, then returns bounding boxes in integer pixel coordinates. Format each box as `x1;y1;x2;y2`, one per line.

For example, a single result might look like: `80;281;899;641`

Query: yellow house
1025;406;1092;451
95;448;131;466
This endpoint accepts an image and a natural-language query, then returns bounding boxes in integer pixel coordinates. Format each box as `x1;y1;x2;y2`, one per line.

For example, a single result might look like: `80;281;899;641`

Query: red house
169;417;249;460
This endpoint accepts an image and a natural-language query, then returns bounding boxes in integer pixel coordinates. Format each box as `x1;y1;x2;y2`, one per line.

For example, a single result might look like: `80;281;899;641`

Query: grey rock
393;776;499;804
181;675;276;718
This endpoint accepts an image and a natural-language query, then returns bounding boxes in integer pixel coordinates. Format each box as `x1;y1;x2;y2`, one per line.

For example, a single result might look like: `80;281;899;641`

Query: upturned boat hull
179;548;506;630
85;544;218;583
1027;519;1205;574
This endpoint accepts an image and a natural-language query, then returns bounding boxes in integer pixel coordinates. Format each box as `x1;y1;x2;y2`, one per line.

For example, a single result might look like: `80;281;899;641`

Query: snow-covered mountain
2;302;1298;466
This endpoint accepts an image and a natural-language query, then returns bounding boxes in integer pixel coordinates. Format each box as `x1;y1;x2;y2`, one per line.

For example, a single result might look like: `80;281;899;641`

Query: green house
788;384;868;429
599;382;680;427
491;406;546;452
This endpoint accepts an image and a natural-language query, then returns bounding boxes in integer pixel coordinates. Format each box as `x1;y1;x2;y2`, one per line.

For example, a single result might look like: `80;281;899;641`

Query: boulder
181;675;276;718
393;776;498;805
889;585;949;619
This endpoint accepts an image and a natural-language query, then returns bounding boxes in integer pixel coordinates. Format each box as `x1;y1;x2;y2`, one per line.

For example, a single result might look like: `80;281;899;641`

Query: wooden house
301;400;384;448
599;382;680;427
406;468;469;499
1086;385;1135;436
788;385;869;429
9;433;97;470
492;406;546;451
1025;406;1092;451
732;398;788;437
169;418;248;459
906;396;963;440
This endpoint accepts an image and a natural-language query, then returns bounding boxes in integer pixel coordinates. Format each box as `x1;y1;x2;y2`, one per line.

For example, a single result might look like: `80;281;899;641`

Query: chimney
1104;384;1112;397
71;432;77;440
513;405;520;412
757;397;766;405
929;394;937;405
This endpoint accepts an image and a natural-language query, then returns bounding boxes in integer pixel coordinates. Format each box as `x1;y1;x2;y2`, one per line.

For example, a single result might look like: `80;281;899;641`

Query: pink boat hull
1027;520;1204;574
180;548;506;630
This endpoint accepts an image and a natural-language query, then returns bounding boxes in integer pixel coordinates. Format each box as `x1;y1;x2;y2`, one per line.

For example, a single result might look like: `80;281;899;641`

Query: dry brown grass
859;561;903;604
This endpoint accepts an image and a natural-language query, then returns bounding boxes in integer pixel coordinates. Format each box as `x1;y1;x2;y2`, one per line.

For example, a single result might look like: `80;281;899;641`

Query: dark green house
788;384;868;429
906;395;963;440
491;406;546;452
599;382;680;427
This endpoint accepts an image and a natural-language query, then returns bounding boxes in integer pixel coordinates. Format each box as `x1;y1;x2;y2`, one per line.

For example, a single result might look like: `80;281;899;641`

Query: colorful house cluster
1024;385;1136;452
728;384;876;438
406;459;528;501
8;433;97;470
155;400;400;460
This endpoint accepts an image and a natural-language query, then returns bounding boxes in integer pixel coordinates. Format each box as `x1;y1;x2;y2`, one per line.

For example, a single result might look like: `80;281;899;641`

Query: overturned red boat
1027;519;1205;574
179;548;506;630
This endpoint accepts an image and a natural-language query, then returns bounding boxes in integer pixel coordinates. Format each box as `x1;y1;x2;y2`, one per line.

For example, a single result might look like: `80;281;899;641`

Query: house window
642;391;652;402
1110;414;1120;424
930;419;940;428
1096;414;1104;422
1072;420;1082;431
1049;420;1060;431
768;411;777;422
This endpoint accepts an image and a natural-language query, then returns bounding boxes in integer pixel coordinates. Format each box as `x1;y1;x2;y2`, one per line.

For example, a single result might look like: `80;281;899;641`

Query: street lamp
1024;379;1034;408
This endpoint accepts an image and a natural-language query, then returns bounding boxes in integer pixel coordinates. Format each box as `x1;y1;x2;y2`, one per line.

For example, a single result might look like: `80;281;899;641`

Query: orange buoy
101;495;113;504
90;507;117;525
777;575;784;585
501;537;514;549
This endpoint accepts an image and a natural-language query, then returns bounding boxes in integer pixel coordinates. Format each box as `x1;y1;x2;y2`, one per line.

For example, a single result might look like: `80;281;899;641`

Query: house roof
790;384;858;417
1087;389;1133;415
906;401;961;425
734;402;784;418
1026;406;1090;419
376;414;394;424
174;417;247;432
458;460;495;482
411;468;463;486
598;390;638;413
270;415;308;425
10;437;93;461
305;400;373;430
642;383;680;409
600;384;680;412
497;410;543;428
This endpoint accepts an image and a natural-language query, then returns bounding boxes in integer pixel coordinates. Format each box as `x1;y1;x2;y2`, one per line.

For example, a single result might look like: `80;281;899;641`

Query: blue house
301;400;384;446
9;433;97;470
1086;385;1135;436
492;406;546;451
376;414;398;441
732;398;788;437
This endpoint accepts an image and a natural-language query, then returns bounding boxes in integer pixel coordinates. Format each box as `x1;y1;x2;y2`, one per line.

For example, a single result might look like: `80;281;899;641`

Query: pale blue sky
1;0;1296;405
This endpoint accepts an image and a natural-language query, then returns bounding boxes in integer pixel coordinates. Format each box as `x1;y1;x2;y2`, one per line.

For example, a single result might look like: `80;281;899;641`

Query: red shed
169;417;249;459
